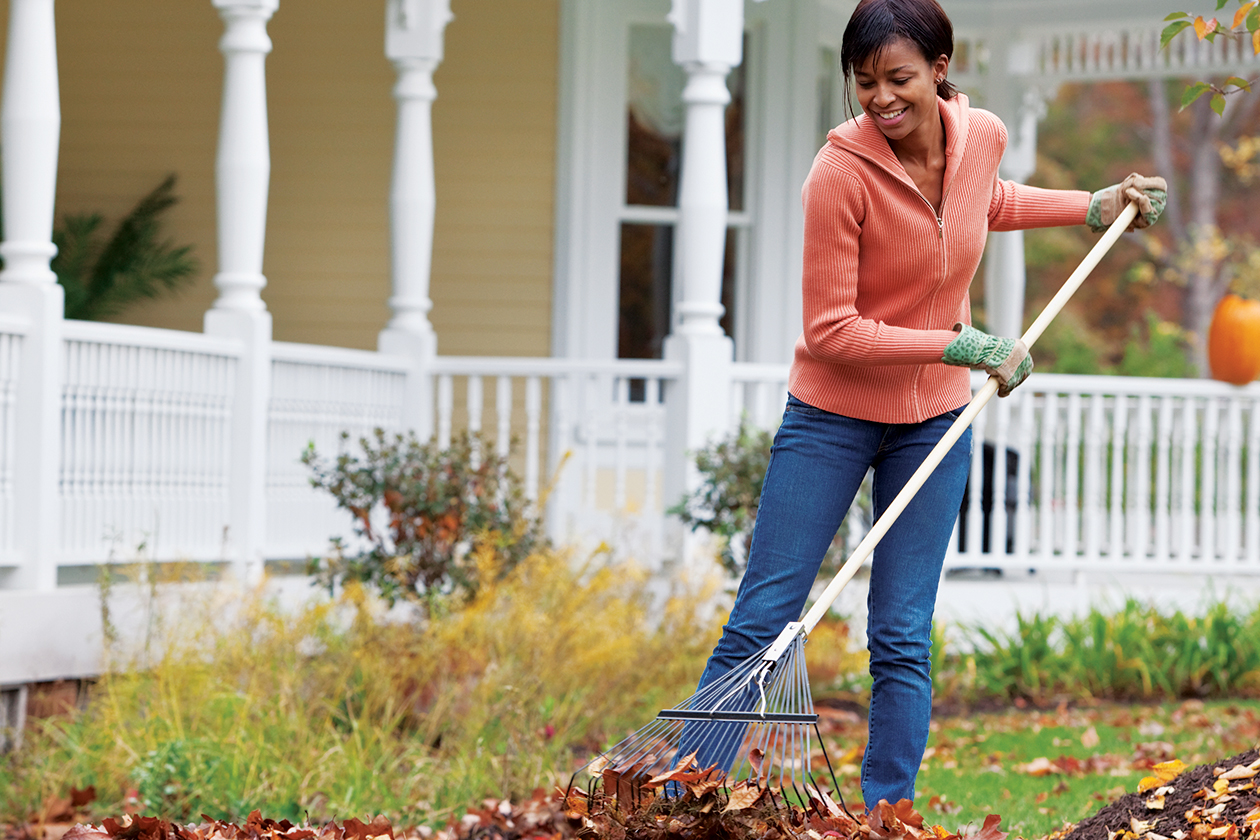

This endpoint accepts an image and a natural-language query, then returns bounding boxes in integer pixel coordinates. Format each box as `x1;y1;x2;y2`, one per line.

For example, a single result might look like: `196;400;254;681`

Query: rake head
566;622;847;811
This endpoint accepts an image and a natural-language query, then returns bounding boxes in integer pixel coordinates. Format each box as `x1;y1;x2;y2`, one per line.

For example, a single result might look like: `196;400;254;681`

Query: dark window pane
626;26;748;210
626;25;684;207
618;223;674;360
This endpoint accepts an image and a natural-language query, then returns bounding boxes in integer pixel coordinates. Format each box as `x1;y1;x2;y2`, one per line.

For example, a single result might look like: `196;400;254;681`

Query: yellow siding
431;0;558;357
15;0;557;355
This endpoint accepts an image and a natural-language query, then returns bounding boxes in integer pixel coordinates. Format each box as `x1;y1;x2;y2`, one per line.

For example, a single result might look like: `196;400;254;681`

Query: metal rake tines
573;632;821;797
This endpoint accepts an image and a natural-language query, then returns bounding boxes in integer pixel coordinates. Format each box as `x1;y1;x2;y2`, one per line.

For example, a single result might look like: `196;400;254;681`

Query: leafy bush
302;429;546;614
933;598;1260;703
670;421;871;578
669;422;774;576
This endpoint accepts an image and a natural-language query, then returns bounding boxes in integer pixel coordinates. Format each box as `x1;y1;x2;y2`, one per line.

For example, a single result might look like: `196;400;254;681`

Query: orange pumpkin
1208;293;1260;385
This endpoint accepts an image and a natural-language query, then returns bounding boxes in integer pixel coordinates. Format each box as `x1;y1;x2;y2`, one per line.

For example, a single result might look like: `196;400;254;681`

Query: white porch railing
2;319;1259;590
59;321;239;564
429;356;682;562
265;342;410;561
959;372;1260;573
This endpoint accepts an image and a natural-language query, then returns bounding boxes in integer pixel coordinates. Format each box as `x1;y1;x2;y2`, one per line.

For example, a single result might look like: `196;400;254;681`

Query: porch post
205;0;278;584
0;0;62;591
984;47;1044;340
378;0;452;440
662;0;741;563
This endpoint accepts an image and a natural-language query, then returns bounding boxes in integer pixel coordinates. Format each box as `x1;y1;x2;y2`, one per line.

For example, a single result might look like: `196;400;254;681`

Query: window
616;24;748;361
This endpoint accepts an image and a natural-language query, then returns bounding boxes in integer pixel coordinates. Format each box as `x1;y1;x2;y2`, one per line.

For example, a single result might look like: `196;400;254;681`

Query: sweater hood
826;93;971;195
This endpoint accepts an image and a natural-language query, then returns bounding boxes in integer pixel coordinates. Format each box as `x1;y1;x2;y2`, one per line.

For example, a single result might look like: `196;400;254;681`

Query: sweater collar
827;93;971;199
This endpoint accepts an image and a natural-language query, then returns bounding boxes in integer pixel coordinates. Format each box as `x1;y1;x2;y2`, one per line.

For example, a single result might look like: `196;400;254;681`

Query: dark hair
840;0;956;118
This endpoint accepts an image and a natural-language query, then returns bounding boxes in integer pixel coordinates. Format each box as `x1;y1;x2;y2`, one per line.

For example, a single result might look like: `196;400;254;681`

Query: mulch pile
1058;749;1260;840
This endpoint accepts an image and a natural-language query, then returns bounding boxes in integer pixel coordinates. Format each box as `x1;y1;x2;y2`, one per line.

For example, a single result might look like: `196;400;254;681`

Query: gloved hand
1087;173;1167;232
942;323;1032;397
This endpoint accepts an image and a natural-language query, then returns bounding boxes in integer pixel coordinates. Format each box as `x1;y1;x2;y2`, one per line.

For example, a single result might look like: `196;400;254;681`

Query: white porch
2;0;1260;690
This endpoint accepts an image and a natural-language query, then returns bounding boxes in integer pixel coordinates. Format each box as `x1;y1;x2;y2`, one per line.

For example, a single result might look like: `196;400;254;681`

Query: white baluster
965;402;986;560
1014;388;1035;558
1109;394;1128;561
1131;394;1151;562
524;376;541;503
992;395;1011;556
583;374;599;513
548;374;574;543
614;377;628;512
1200;397;1219;564
495;376;511;459
1247;398;1260;565
1154;395;1173;563
1082;392;1104;562
643;377;660;514
1176;397;1197;563
466;374;483;436
1039;391;1059;562
1064;392;1082;562
1224;397;1243;565
436;373;452;449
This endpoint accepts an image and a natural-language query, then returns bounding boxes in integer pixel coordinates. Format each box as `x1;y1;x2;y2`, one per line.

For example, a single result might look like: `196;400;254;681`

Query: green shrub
670;421;870;578
934;598;1260;703
302;429;546;614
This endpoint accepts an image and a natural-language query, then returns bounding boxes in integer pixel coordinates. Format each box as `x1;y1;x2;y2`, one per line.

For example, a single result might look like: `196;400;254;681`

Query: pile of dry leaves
15;750;1260;840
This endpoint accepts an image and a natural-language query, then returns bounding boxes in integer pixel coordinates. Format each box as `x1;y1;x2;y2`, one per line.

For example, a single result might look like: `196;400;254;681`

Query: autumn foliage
302;429;547;612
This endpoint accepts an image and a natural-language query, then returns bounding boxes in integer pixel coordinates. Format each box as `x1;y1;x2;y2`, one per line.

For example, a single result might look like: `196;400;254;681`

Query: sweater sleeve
799;162;959;367
988;180;1091;231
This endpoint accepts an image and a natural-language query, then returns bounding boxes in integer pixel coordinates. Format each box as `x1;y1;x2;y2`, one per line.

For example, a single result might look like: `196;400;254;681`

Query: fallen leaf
962;814;1007;840
1081;726;1101;748
723;781;764;813
1218;764;1257;781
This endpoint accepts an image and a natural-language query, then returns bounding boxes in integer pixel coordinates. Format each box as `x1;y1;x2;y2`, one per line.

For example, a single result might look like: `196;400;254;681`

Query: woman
693;0;1166;810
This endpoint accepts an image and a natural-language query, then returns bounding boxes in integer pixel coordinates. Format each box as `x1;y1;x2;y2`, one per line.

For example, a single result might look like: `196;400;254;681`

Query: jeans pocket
784;394;827;416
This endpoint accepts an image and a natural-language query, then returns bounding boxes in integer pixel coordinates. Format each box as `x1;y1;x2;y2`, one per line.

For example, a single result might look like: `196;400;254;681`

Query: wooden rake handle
799;201;1140;635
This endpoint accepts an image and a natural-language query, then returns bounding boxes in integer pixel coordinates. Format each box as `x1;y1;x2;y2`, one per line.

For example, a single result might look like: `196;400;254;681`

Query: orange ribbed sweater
787;93;1091;424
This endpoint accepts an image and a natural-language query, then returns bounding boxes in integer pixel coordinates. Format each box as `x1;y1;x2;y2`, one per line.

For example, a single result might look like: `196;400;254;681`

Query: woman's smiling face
853;36;948;146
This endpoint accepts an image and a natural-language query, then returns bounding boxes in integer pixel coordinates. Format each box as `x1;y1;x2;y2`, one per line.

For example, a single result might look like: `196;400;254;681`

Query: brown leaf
62;827;111;840
961;814;1007;840
723;781;765;813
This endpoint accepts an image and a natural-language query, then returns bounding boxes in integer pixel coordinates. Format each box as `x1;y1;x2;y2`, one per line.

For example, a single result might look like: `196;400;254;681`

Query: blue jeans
695;393;971;807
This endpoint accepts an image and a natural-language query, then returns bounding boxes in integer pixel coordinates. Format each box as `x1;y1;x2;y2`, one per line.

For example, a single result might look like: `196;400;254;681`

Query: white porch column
984;44;1044;340
0;0;62;590
204;0;277;584
662;0;742;564
378;0;452;439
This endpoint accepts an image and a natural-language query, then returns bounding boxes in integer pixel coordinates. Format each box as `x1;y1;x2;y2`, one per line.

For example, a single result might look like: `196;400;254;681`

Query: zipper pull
936;216;944;238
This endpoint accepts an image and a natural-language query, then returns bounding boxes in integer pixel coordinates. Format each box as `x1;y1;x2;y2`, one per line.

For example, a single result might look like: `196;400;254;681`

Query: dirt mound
1061;749;1259;840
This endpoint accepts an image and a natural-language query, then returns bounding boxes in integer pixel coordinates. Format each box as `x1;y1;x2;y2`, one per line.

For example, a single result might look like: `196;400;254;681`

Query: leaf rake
566;202;1141;813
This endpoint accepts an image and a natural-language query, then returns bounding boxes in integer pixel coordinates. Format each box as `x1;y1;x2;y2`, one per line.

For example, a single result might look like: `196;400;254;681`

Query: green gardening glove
1087;172;1167;233
942;323;1032;397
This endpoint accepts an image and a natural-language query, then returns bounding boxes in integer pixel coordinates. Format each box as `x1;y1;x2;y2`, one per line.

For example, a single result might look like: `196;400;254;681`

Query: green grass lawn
815;699;1260;839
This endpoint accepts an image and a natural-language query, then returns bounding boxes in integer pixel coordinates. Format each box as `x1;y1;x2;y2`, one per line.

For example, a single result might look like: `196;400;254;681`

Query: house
1;0;1260;707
